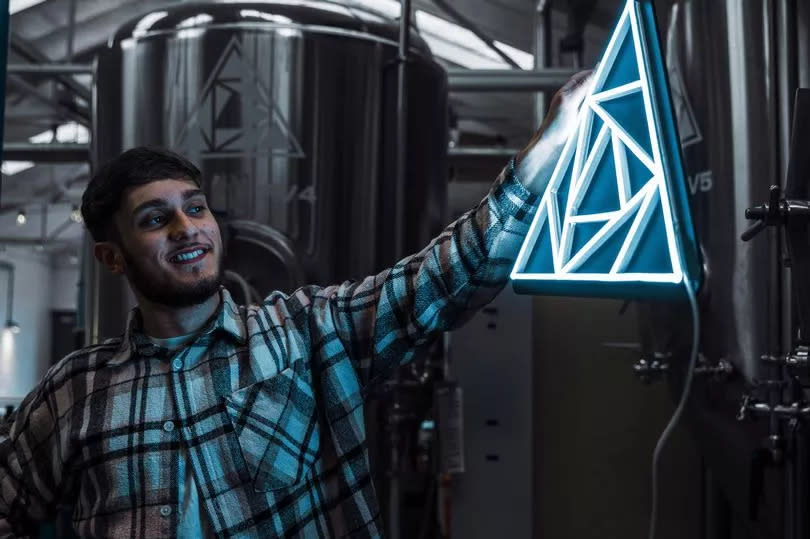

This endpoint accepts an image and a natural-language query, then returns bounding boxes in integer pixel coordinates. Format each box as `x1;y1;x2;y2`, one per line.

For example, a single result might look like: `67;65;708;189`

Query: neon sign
511;0;701;298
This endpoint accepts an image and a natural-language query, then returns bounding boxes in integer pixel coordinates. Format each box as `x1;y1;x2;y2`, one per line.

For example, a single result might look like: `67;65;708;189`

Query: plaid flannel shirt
0;163;538;538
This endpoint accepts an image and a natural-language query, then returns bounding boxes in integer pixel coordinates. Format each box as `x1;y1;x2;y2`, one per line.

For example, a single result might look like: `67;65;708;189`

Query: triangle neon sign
511;0;701;298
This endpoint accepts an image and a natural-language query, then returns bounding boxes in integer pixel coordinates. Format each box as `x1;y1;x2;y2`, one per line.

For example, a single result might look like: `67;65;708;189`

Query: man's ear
93;242;126;275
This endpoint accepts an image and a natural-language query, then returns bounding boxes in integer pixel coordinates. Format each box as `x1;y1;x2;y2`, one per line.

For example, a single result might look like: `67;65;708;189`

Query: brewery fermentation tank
658;4;810;536
644;0;803;383
87;1;448;341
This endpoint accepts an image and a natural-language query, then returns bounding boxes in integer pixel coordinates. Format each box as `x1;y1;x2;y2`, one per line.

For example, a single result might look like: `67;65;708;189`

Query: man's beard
121;247;223;308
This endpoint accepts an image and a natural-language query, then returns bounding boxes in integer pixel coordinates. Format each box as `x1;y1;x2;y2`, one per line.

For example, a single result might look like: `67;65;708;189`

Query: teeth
172;249;205;262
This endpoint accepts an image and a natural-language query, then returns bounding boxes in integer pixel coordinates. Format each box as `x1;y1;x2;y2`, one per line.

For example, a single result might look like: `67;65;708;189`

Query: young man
0;72;591;538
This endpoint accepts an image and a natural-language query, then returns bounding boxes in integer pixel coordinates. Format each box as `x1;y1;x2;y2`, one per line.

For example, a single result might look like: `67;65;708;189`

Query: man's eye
188;205;206;215
144;215;165;226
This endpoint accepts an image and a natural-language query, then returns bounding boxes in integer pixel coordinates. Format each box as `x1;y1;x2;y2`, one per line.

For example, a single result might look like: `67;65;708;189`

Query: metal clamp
694;357;734;381
633;354;734;385
632;354;670;384
738;397;810;421
760;346;810;368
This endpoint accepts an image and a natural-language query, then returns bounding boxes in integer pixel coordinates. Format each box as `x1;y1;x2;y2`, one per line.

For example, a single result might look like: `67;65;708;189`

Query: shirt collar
108;286;247;365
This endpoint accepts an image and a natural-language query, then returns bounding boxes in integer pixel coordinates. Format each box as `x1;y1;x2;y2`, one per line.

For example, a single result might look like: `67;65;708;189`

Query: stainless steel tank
641;0;797;383
87;1;448;342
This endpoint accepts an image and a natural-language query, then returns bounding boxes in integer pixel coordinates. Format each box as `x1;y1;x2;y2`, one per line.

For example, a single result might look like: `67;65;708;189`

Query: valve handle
741;185;784;241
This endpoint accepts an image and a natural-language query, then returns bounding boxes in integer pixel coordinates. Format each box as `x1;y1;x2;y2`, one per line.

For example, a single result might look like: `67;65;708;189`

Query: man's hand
515;70;594;195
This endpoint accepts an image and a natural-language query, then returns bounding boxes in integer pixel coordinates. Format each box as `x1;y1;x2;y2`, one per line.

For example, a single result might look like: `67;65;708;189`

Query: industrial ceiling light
28;122;90;144
9;0;47;15
1;161;35;176
2;123;92;178
414;10;529;70
511;0;701;298
346;0;534;69
5;320;20;334
346;0;400;18
15;210;26;226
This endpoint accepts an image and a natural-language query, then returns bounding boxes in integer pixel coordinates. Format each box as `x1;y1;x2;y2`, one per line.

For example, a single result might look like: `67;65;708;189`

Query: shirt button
160;505;172;517
171;358;183;371
163;420;175;432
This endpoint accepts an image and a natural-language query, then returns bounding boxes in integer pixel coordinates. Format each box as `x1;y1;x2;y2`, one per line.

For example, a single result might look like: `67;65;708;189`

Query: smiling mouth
169;248;210;264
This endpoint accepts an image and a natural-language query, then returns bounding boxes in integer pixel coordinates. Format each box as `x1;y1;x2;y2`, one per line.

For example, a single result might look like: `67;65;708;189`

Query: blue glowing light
511;0;701;298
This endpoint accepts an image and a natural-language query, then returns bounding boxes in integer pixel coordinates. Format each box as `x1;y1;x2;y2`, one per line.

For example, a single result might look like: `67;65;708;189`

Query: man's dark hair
81;146;201;242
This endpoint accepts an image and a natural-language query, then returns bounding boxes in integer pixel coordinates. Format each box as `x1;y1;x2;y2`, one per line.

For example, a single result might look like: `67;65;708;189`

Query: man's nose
168;210;198;240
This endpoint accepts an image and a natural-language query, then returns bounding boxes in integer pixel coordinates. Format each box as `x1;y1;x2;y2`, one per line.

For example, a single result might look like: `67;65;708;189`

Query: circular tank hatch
222;220;305;304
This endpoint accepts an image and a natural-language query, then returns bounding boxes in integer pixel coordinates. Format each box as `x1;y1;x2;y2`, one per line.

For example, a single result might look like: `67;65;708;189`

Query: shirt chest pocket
223;361;320;491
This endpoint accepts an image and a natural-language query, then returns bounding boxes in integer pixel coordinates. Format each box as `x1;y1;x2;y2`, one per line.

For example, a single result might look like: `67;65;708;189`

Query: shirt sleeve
0;382;63;538
321;160;539;388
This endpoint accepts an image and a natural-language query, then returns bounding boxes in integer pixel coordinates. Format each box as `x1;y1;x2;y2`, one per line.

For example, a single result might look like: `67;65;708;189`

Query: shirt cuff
491;158;541;228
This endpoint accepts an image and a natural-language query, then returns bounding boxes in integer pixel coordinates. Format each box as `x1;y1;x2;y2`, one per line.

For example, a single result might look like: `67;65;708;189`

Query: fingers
559;69;594;94
560;69;594;111
516;69;596;170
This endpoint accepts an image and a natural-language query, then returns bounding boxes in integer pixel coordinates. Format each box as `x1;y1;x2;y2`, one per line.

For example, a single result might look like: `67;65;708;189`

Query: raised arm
308;71;594;388
0;383;63;538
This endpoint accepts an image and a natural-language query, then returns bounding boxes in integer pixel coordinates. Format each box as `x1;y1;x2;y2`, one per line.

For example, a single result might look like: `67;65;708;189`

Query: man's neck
136;290;221;338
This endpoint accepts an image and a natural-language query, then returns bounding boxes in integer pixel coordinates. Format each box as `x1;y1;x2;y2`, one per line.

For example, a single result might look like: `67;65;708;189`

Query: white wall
0;248;51;403
0;248;79;406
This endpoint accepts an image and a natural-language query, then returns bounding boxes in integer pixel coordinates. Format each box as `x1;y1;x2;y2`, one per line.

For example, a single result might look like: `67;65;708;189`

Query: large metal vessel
656;3;810;537
87;1;448;342
645;0;799;383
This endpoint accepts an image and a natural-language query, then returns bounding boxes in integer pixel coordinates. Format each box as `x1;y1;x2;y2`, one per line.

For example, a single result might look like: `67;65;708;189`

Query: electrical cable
647;275;699;539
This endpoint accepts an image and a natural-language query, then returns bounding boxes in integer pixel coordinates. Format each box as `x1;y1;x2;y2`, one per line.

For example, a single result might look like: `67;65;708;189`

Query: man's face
101;178;224;308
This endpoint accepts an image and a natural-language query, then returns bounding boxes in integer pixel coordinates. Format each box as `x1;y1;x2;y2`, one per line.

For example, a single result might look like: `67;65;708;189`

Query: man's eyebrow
183;188;205;201
132;198;167;217
132;189;206;217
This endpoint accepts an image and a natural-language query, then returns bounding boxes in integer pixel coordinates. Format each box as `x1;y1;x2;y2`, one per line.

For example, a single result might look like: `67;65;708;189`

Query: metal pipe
7;64;93;75
0;262;13;326
774;5;800;537
448;146;519;158
395;0;411;261
534;0;553;124
40;203;47;244
430;0;520;69
746;401;810;418
389;3;412;537
447;68;579;92
5;267;11;327
447;147;518;169
66;0;77;61
2;142;90;162
777;0;798;365
0;5;9;211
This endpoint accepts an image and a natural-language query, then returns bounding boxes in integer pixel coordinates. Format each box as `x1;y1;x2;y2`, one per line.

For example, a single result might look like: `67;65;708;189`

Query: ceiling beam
2;142;90;162
29;0;173;61
430;0;520;68
448;67;579;92
5;75;89;125
9;33;91;102
8;63;92;75
0;238;76;246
